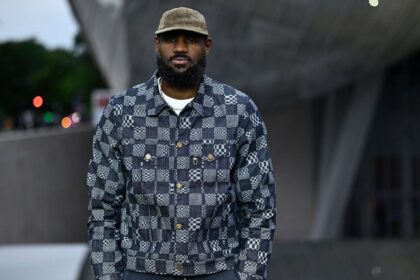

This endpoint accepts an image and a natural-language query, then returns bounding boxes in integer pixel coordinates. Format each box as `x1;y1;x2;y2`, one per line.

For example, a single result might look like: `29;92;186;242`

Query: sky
0;0;78;49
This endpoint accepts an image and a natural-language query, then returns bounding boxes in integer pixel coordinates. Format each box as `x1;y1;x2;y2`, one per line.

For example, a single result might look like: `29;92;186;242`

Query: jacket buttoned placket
173;108;190;275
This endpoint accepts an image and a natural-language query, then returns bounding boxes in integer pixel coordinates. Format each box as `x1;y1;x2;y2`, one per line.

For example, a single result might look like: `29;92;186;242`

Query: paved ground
0;244;88;280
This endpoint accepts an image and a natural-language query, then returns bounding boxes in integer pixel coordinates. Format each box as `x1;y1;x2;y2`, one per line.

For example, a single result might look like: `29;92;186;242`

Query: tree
0;37;106;129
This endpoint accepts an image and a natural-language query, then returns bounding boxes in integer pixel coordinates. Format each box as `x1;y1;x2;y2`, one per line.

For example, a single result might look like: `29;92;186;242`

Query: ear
204;37;212;56
154;36;160;53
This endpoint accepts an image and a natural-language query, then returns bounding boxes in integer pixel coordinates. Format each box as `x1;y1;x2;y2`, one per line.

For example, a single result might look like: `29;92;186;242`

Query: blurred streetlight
32;96;44;108
42;112;55;124
71;112;81;124
61;117;72;128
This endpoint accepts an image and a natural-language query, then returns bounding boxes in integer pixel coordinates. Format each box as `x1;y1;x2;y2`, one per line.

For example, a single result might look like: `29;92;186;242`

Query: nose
173;37;188;53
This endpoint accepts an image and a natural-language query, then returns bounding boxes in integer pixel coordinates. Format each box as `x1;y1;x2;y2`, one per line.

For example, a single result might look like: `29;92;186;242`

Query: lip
171;57;190;66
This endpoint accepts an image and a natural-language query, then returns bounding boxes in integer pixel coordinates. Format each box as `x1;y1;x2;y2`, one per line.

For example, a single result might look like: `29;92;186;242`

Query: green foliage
0;38;106;125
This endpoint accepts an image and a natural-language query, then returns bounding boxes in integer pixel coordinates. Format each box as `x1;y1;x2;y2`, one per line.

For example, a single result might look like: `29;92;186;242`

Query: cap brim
155;26;208;36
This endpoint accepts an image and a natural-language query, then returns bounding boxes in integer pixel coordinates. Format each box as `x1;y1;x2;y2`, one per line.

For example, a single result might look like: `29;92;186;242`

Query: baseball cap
155;7;209;36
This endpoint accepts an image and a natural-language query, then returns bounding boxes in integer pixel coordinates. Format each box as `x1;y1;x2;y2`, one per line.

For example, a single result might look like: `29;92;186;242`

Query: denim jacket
87;73;276;280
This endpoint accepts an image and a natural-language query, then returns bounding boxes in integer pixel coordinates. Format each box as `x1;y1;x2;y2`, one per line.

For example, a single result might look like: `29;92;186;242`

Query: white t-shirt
158;77;194;115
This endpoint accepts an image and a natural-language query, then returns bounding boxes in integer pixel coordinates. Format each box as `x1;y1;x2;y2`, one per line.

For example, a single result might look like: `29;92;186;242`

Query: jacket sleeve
233;98;277;280
87;97;126;280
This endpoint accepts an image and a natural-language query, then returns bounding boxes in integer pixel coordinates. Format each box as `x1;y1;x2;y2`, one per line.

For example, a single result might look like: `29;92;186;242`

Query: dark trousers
122;269;239;280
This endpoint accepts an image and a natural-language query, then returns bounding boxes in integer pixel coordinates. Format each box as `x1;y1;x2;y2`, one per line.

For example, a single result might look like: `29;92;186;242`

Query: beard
157;53;206;89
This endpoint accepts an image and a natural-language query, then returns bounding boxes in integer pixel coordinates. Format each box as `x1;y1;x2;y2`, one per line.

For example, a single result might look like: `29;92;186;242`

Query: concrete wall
69;0;130;91
70;0;420;110
0;126;93;244
264;101;315;240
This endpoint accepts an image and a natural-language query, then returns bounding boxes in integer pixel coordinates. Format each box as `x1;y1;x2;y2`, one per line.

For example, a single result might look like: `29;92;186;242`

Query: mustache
169;54;192;62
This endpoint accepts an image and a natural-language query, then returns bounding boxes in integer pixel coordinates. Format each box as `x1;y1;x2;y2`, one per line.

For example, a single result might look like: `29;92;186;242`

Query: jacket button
144;153;152;161
176;141;183;148
176;223;183;230
192;157;199;165
175;263;183;272
207;153;215;161
176;183;183;189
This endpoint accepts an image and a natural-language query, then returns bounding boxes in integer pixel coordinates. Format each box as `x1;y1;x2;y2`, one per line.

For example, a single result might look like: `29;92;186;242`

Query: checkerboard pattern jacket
87;73;277;280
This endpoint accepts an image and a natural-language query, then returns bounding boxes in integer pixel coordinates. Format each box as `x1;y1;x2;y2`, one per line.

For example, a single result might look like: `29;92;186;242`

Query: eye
186;36;199;43
161;35;176;43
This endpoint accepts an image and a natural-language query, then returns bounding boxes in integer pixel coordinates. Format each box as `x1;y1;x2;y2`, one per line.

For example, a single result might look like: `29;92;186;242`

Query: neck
161;79;198;99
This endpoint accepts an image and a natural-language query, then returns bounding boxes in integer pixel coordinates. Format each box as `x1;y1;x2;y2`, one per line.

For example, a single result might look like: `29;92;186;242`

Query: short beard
157;54;206;89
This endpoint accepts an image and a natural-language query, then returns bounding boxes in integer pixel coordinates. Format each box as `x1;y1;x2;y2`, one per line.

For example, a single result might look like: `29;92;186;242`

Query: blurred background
1;0;420;279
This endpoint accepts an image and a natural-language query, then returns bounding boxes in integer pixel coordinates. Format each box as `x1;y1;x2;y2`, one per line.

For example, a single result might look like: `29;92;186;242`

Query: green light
43;112;54;123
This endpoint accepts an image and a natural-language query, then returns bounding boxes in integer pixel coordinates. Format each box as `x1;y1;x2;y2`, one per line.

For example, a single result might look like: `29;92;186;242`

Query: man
87;7;276;280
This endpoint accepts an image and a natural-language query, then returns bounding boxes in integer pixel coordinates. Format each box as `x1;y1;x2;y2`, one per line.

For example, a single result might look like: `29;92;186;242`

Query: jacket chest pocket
189;141;234;183
130;142;170;194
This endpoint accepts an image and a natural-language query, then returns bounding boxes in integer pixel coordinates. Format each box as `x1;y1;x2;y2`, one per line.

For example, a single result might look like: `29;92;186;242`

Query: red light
33;96;43;108
61;117;72;128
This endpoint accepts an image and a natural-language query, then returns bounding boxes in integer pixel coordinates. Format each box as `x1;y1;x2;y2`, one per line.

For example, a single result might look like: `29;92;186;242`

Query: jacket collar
144;72;214;117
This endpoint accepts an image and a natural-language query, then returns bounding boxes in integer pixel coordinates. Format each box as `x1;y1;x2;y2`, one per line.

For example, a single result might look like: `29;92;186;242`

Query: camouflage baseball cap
155;7;209;36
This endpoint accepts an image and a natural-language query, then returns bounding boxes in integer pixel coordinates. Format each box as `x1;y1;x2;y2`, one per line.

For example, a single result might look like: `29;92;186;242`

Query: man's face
155;30;212;88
